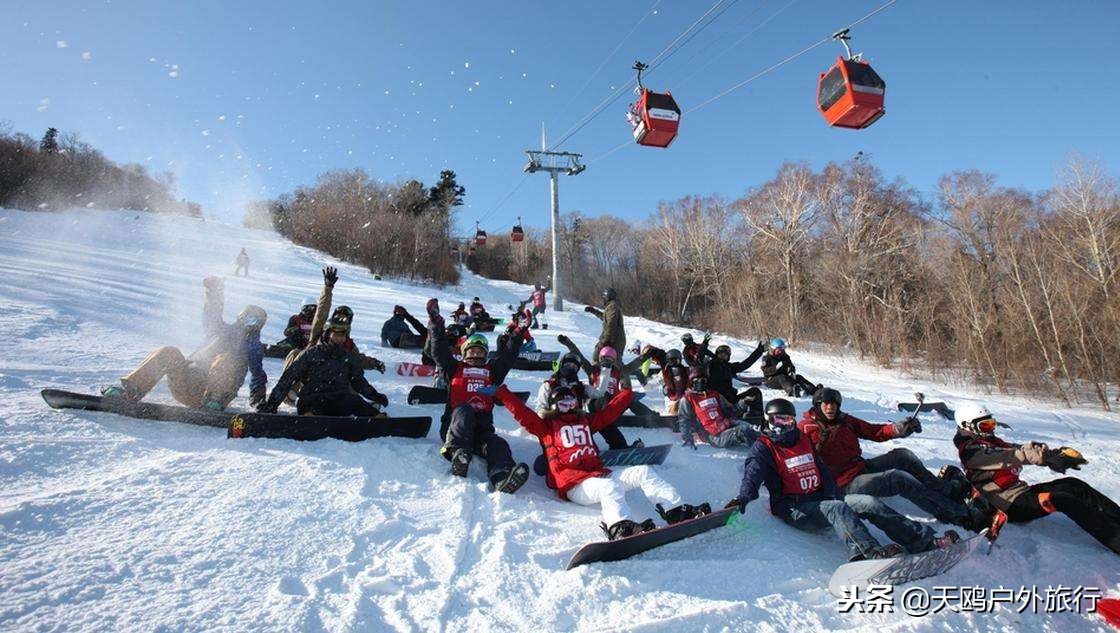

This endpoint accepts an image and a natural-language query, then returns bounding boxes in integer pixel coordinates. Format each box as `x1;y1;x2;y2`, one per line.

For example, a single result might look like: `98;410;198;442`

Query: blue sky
3;1;1117;233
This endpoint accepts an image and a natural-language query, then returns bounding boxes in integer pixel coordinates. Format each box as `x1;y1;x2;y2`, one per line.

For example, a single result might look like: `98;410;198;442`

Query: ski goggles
976;417;998;434
463;347;487;361
770;414;796;426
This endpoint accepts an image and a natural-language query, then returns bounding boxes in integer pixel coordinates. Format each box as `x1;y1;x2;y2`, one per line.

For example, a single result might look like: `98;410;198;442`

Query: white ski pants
567;465;682;526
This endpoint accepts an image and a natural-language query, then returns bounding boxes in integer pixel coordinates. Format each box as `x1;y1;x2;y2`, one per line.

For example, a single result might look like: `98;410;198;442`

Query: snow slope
1;208;1118;632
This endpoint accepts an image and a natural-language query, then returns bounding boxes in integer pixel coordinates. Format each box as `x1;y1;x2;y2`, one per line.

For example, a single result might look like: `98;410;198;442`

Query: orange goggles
976;417;998;434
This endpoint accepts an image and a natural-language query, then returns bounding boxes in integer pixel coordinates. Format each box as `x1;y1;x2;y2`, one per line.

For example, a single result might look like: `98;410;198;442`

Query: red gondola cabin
475;229;487;246
817;56;885;129
511;221;524;243
630;88;681;148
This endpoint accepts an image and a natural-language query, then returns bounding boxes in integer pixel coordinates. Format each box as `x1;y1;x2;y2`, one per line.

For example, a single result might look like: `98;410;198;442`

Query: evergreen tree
39;127;59;154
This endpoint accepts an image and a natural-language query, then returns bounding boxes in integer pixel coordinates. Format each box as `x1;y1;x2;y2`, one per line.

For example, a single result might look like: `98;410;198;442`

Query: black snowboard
566;508;738;570
614;414;678;431
897;401;954;419
533;443;673;476
406;385;529;406
486;350;561;364
262;343;293;359
734;374;765;386
41;389;431;441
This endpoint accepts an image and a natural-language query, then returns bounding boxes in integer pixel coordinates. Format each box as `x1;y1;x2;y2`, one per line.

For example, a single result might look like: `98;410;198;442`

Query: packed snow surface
1;208;1118;632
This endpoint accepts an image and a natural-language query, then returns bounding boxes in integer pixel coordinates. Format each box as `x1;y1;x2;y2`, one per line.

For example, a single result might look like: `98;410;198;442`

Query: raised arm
587;389;634;433
309;267;337;347
557;335;595;376
495;384;547;437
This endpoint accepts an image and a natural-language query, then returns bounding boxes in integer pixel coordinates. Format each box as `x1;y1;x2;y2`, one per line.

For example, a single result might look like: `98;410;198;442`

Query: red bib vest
684;391;732;436
760;432;822;496
449;365;493;412
531;289;546;308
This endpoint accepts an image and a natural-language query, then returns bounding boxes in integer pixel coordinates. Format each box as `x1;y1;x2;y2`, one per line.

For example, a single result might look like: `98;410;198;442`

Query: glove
426;298;440;318
702;333;712;345
476;385;497;397
203;276;223;291
583;306;595;314
249;388;266;408
557;334;572;346
372;359;386;374
725;497;746;514
1044;446;1087;474
893;417;922;438
256;400;278;414
754;341;766;353
323;266;338;288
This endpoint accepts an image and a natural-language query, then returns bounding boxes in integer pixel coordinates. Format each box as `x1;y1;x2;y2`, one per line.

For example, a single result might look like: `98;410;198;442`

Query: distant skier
257;312;389;417
726;398;962;561
524;282;549;329
954;404;1120;554
494;383;711;540
101;276;267;411
799;387;990;531
678;371;760;449
429;301;530;493
469;297;490;320
380;305;428;349
760;338;817;397
584;287;625;362
234;248;250;277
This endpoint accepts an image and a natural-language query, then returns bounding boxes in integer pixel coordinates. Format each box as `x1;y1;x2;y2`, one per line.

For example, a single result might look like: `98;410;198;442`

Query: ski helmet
769;337;786;351
534;283;542;291
550;385;581;414
602;287;617;302
326;316;351;335
458;302;465;310
472;297;480;302
665;348;683;364
764;398;797;430
681;333;694;345
715;344;731;358
955;403;996;436
557;352;580;378
813;387;843;409
689;374;709;393
236;305;267;330
461;333;489;355
599;346;618;361
300;297;316;311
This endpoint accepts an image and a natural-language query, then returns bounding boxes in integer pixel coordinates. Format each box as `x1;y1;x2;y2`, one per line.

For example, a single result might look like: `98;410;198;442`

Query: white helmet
955;403;993;435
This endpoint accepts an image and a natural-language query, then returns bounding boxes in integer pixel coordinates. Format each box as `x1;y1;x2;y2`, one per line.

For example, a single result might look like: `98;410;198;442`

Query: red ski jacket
496;384;633;498
797;407;897;486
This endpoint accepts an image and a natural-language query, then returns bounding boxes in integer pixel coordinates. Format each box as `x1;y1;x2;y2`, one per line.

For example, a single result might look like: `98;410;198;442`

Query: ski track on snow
1;209;1118;632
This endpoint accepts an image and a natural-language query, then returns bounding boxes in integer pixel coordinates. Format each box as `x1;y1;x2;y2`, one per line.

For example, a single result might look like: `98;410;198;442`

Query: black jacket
266;340;383;409
709;343;765;401
761;349;795;378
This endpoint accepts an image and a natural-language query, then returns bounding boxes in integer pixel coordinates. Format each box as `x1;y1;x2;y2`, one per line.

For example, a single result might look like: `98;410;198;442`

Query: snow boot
100;383;141;402
938;465;971;503
443;447;471;477
655;503;712;525
490;463;529;494
630;438;645;448
853;543;905;561
601;519;644;541
934;530;962;549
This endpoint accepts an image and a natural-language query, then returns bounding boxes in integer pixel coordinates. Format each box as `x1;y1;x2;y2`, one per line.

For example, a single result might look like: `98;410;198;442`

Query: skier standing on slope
760;338;817;397
543;343;640;450
954;404;1120;554
102;276;267;411
799;387;991;531
584;287;625;362
429;300;530;493
726;398;962;561
523;282;549;329
234;248;250;277
678;371;761;449
494;383;712;540
257;311;389;417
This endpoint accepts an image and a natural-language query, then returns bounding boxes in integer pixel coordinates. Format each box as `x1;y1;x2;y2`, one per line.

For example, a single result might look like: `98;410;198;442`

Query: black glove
323;266;338;288
725;498;746;514
249;388;266;408
372;359;386;374
702;333;712;345
1044;447;1087;474
371;392;389;408
557;334;572;346
256;400;278;414
583;306;594;314
893;417;922;438
754;341;766;353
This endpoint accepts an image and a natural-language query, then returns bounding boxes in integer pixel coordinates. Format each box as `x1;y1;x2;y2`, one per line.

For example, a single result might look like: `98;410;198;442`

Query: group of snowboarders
96;273;1120;564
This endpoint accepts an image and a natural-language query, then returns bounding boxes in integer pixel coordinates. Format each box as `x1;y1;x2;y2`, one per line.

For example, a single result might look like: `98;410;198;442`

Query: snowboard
262;343;292;359
394;362;439;378
406;385;529;406
735;374;765;386
566;507;738;570
487;350;561;363
533;444;672;476
827;529;992;598
41;389;431;441
897;401;954;419
614;414;678;431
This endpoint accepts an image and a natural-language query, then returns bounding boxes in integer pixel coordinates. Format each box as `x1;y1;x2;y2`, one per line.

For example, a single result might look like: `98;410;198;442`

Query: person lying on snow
493;383;712;540
429;300;530;493
536;350;637;451
953;404;1120;555
760;338;818;398
726;398;963;561
380;304;429;349
102;276;267;411
799;387;993;532
257;313;389;417
556;336;656;419
678;371;761;449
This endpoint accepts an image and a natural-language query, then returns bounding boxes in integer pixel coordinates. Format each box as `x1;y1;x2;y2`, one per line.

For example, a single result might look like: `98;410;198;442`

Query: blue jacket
737;427;841;517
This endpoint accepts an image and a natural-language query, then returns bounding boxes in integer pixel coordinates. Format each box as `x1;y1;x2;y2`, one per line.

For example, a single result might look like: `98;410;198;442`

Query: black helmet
665;348;683;364
332;305;354;324
690;375;708;393
680;333;694;345
534;283;542;290
715;344;731;357
602;287;617;302
765;398;796;420
326;317;351;335
813;387;842;409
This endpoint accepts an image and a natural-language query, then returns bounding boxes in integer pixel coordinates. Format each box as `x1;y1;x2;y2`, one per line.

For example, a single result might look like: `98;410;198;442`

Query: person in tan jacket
953;403;1120;555
101;277;268;410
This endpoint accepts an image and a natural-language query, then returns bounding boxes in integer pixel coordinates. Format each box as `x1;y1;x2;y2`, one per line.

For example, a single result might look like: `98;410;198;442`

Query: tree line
250;168;464;285
468;156;1120;410
0;124;200;216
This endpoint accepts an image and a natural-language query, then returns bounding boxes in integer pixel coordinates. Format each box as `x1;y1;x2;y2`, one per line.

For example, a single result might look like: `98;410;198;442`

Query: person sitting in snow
556;335;656;419
380;304;428;349
726;398;963;561
760;338;817;398
267;298;316;357
537;348;634;451
678;369;760;449
494;382;712;540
